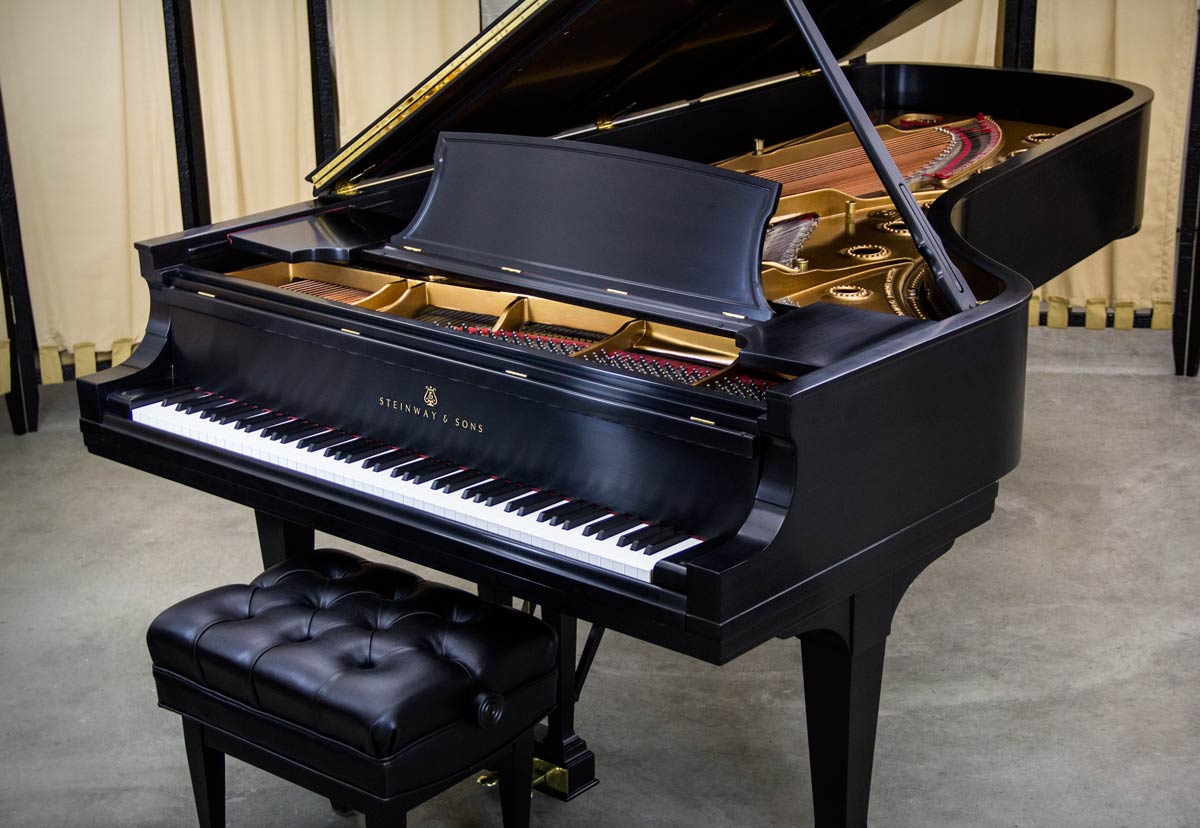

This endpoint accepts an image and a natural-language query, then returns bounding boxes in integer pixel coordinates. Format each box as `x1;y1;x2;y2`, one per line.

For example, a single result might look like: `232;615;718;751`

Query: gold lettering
379;391;487;436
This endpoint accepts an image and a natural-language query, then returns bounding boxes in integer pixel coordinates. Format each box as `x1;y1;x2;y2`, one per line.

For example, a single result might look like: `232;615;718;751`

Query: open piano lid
370;133;780;334
308;0;961;196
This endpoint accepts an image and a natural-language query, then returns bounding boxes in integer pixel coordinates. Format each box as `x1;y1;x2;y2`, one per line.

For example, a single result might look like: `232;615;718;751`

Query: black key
584;514;638;540
537;500;584;524
178;395;231;414
325;437;370;458
561;506;610;531
235;411;278;431
279;424;326;445
341;443;391;464
296;430;341;451
547;502;596;526
644;532;690;555
482;484;532;507
462;478;513;501
305;431;353;452
365;450;412;472
207;402;258;424
616;523;665;549
505;491;560;516
265;419;312;440
393;457;443;480
629;527;677;552
240;413;290;434
224;404;267;425
155;388;208;407
126;386;196;408
435;470;490;494
409;463;458;485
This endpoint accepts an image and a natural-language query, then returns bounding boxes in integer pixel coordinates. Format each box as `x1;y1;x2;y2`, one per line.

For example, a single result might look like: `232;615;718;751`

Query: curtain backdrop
0;0;181;381
0;0;480;387
191;0;316;223
331;0;480;144
872;0;1196;324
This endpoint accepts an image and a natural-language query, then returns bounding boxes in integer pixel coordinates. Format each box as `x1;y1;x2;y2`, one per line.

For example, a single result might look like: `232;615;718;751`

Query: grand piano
78;1;1151;825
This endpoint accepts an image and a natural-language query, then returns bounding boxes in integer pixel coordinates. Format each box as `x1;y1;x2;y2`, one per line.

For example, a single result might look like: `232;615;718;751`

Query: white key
133;400;694;583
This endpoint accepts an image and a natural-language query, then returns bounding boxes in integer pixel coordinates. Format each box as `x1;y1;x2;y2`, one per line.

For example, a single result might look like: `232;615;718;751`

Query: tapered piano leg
533;609;598;800
800;630;887;828
792;548;948;828
254;510;314;568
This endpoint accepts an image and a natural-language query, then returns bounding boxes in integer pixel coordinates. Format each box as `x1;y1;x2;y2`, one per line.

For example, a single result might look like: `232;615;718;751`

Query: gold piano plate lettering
379;389;486;436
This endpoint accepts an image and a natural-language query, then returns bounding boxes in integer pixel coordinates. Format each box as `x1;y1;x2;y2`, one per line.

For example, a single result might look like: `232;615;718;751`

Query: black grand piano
78;1;1151;825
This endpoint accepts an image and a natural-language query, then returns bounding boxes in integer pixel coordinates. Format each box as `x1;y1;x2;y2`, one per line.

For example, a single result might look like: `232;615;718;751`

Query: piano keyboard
122;387;703;583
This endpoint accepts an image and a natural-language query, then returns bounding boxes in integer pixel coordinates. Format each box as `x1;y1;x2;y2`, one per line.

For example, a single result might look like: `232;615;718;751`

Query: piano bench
146;548;558;828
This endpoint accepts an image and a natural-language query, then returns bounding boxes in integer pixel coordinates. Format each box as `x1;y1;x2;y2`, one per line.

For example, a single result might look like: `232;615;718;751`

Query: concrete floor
1;329;1197;827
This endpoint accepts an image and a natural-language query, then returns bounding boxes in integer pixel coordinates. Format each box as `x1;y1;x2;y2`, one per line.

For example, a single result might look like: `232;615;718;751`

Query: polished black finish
997;0;1037;70
791;550;942;827
536;609;598;800
306;0;340;165
228;208;404;263
254;511;314;568
1174;15;1200;377
376;133;780;333
573;624;605;702
152;550;554;827
182;720;224;828
81;5;1152;826
307;0;962;194
0;85;38;435
162;0;210;229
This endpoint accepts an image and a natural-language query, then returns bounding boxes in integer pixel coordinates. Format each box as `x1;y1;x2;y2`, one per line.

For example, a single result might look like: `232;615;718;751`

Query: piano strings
730;115;1003;198
279;279;374;303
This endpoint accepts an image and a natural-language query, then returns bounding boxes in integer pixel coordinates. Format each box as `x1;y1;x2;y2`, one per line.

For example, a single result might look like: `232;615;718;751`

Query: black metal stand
1174;15;1200;377
0;85;38;435
163;0;211;230
307;0;341;166
996;0;1037;70
788;549;947;828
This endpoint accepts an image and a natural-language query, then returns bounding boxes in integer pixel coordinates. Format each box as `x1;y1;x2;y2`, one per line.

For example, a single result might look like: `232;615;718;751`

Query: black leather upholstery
148;549;557;796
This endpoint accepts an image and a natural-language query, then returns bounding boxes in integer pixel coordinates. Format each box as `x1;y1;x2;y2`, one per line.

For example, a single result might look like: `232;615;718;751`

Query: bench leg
499;729;536;828
182;720;225;828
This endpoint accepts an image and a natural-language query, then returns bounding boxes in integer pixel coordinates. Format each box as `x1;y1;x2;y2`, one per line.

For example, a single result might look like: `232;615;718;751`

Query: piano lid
369;133;779;333
309;0;961;196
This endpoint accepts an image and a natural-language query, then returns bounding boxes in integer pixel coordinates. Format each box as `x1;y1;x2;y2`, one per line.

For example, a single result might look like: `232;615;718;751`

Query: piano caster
329;800;354;817
476;758;576;800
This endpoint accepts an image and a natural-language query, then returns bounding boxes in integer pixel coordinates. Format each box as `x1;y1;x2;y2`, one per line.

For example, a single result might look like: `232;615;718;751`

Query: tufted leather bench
147;549;558;827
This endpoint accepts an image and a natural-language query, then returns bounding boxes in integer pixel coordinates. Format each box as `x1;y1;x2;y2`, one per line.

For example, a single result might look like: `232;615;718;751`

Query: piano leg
533;609;599;800
793;548;947;828
254;510;315;568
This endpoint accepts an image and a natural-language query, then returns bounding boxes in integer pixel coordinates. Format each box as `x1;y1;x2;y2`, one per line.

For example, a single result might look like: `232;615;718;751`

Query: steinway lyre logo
423;386;439;408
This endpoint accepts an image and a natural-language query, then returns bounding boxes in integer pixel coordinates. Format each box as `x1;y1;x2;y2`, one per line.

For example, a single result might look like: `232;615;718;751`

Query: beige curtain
872;0;1196;324
192;0;316;222
331;0;480;143
0;0;479;387
0;0;181;381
